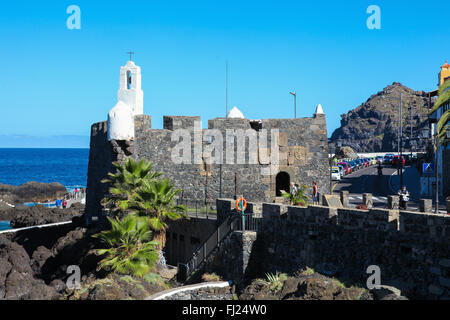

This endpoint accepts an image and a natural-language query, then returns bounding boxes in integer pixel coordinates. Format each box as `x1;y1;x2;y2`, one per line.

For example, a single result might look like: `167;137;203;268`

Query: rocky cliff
329;82;431;152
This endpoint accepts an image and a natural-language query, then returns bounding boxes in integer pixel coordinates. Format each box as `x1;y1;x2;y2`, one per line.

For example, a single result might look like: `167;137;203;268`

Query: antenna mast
226;60;228;117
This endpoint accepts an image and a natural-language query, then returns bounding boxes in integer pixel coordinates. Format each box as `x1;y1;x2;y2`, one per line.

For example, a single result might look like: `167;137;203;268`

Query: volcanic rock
0;234;58;300
329;82;430;152
0;181;67;204
7;205;81;228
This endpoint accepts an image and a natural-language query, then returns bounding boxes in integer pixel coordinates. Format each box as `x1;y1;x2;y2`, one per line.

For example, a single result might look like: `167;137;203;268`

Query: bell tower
107;58;144;141
117;59;144;115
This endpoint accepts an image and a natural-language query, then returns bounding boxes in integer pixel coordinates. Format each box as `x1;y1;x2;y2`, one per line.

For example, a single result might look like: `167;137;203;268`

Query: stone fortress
85;60;330;223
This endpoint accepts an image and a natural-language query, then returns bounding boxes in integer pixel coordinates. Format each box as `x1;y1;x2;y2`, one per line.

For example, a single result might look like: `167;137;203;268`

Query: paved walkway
62;190;86;208
389;166;447;213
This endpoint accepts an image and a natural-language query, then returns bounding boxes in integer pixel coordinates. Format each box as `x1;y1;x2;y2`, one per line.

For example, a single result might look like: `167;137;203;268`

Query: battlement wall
216;199;450;299
85;113;329;223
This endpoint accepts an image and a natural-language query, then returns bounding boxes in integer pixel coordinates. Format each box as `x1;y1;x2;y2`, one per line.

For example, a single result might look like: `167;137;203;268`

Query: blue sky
0;0;448;147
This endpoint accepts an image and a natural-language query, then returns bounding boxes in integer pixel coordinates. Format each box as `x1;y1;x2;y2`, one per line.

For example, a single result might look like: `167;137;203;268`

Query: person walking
74;188;78;200
312;181;319;205
377;162;383;177
62;199;67;209
398;186;410;210
55;198;62;209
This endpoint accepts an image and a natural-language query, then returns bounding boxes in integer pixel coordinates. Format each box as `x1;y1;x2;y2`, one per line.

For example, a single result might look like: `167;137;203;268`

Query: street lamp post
399;93;404;190
290;92;296;118
434;133;440;214
382;93;405;190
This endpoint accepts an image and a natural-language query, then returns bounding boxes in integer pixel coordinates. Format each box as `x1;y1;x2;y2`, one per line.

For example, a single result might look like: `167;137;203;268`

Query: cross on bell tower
126;51;135;61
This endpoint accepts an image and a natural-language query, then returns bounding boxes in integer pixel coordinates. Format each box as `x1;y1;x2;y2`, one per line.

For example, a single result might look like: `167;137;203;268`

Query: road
332;164;423;210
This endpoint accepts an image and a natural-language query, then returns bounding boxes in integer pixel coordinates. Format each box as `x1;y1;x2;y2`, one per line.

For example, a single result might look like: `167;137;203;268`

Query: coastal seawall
211;199;450;299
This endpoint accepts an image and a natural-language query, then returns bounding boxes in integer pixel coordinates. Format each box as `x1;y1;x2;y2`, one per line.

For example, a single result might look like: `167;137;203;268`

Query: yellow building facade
439;61;450;86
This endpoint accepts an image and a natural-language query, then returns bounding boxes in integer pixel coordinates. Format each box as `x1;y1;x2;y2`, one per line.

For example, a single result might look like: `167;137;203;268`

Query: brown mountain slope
329;82;431;152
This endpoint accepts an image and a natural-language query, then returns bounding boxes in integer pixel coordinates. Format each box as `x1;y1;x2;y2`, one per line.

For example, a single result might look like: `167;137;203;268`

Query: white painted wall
118;60;144;116
107;101;135;141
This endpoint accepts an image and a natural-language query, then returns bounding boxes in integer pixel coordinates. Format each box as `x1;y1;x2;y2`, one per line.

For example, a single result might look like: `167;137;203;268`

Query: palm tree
102;158;162;217
433;79;450;146
129;178;188;250
437;111;449;146
94;215;160;277
281;185;310;206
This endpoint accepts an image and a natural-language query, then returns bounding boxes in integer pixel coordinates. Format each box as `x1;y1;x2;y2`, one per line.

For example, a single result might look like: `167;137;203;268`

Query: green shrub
265;272;288;293
201;273;222;282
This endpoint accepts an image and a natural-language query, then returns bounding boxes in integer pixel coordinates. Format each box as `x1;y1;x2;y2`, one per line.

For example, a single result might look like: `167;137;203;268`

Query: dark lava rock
295;274;336;300
0;234;59;300
64;274;167;300
44;227;103;283
371;286;407;300
31;246;54;275
0;181;67;204
280;278;301;298
9;205;80;228
241;271;370;301
50;279;67;293
0;208;14;222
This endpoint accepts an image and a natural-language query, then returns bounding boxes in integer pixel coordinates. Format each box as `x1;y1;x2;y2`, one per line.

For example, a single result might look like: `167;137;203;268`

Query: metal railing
177;212;262;281
175;198;217;219
63;189;86;201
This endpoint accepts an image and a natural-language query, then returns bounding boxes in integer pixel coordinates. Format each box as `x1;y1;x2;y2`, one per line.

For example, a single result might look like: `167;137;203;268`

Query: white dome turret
107;101;135;141
227;106;245;119
315;104;324;115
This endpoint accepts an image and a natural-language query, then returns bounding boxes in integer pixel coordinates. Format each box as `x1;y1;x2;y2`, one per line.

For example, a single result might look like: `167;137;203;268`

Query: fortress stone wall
85;113;329;222
212;199;450;299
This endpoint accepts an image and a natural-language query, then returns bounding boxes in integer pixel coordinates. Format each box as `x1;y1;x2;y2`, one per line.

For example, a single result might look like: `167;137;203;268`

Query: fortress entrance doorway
276;171;290;196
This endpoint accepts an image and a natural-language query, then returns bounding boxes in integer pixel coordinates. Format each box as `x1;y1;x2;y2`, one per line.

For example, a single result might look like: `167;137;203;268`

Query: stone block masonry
213;199;450;299
85;113;330;223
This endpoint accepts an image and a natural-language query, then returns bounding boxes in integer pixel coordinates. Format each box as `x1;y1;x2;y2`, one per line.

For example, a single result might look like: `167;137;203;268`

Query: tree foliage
434;79;450;146
281;184;310;206
94;215;160;277
437;110;449;146
101;158;162;217
128;178;188;248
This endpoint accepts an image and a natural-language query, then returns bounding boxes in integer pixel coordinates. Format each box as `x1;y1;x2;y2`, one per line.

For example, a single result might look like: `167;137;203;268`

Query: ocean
0;148;89;191
0;148;89;231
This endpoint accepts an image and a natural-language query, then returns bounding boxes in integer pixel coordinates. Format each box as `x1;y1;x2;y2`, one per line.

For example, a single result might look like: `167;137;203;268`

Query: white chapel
107;60;144;141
